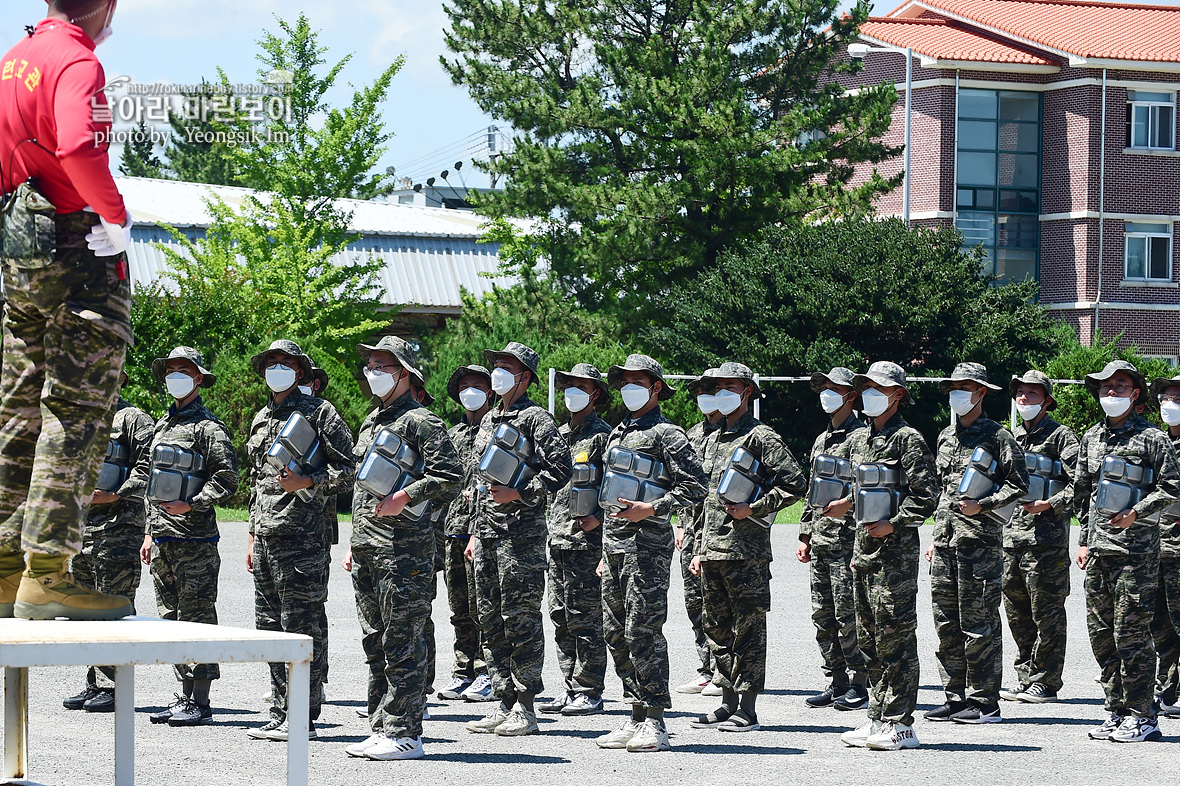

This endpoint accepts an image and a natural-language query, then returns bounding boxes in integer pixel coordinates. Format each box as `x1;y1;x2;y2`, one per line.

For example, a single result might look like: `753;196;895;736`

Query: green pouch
1;181;57;269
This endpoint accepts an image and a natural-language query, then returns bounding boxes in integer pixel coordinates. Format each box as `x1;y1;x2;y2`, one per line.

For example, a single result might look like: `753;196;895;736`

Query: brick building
843;0;1180;360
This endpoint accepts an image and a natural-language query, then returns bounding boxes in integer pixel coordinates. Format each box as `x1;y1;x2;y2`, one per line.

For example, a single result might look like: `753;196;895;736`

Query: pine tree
118;120;164;178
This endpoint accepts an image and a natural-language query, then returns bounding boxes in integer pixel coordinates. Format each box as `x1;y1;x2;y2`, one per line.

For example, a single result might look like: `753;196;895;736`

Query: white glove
86;215;133;257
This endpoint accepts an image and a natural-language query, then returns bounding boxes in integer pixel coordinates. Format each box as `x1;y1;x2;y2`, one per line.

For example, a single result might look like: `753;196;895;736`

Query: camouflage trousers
701;557;771;694
931;543;1003;706
351;544;433;739
853;533;920;725
1152;557;1180;706
1002;544;1069;692
680;543;713;678
443;535;484;680
0;211;130;557
809;544;866;686
602;545;673;709
71;524;142;689
548;547;607;697
473;535;546;701
151;539;221;682
254;533;329;722
1086;553;1159;718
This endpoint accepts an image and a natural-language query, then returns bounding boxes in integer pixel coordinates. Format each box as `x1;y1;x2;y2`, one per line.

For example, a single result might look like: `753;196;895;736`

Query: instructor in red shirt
0;0;134;621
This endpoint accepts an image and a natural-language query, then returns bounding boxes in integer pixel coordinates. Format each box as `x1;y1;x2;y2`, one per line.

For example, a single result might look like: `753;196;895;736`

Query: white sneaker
841;719;882;747
365;736;425;760
461;673;494;702
596;719;640;749
345;734;383;758
866;722;919;750
675;676;712;694
626;719;671;752
702;681;724;697
466;706;508;734
495;706;539;736
423;706;431;720
1110;715;1162;743
438;676;473;700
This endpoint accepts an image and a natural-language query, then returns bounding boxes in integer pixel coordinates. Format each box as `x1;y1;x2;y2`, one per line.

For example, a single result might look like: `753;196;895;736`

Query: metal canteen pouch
477;423;540;490
355;429;430;522
569;452;603;519
717;447;774;529
96;439;130;493
854;462;905;525
1096;455;1160;523
599;446;673;526
957;446;1018;523
147;444;207;504
808;454;854;513
1022;451;1066;503
265;412;328;504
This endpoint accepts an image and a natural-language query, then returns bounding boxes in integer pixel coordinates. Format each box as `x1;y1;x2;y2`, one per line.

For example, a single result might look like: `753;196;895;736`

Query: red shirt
0;19;125;224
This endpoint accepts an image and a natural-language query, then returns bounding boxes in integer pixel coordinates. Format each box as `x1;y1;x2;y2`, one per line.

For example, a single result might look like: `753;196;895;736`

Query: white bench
0;618;311;786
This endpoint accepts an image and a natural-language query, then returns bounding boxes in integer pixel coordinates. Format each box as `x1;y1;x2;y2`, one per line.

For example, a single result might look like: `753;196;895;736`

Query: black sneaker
834;684;869;711
83;689;115;713
150;694;187;724
537;692;574;714
924;700;969;721
998;685;1027;701
1019;683;1058;704
950;703;1002;724
805;682;849;708
63;686;102;711
168;699;213;726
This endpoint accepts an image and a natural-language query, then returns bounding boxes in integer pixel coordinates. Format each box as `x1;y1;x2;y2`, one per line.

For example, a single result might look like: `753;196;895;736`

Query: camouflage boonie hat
706;361;763;399
810;366;857;393
555;363;611;401
608;354;676;400
152;346;216;388
1151;374;1180;403
357;335;425;387
447;364;492;403
938;362;1002;393
311;366;329;394
853;361;910;403
250;339;314;383
687;368;720;396
411;379;435;408
1010;370;1056;411
1085;360;1148;406
484;342;541;385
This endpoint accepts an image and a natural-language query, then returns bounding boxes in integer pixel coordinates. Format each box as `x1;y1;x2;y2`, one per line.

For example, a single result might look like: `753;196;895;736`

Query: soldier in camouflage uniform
1076;360;1180;743
689;362;805;732
1000;370;1078;704
437;364;493;702
141;347;239;727
927;363;1029;725
63;371;154;711
537;364;612;716
596;354;707;753
343;336;462;761
408;376;444;698
1151;374;1180;718
243;340;355;742
798;367;869;711
464;343;572;738
674;371;722;696
305;365;335;696
839;362;938;752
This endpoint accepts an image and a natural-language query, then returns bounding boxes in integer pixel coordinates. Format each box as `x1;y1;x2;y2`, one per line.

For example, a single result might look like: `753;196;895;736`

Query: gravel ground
4;521;1176;786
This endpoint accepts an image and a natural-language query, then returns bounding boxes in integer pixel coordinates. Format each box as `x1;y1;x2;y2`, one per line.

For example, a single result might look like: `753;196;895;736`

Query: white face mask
1161;400;1180;426
365;368;398;399
1015;402;1042;422
79;1;116;46
490;367;520;396
860;388;892;418
1100;394;1132;419
819;389;846;414
265;364;297;394
620;383;652;412
714;389;743;416
459;386;488;412
696;394;718;415
298;385;313;396
948;390;978;417
564;387;592;413
165;372;195;400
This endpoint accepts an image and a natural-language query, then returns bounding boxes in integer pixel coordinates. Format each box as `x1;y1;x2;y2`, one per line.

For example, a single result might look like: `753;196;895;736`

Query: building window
956;89;1041;283
1124;221;1172;281
1126;91;1175;150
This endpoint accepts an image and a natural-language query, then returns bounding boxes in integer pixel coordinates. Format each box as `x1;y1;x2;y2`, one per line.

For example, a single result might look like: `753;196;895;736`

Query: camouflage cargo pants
151;539;221;681
853;536;920;725
254;533;329;722
548;547;607;696
1152;557;1180;706
809;545;866;685
443;535;484;679
0;210;130;556
351;544;433;739
931;543;1003;706
473;535;546;701
701;557;771;694
602;545;673;709
1086;553;1160;717
1002;544;1069;692
71;524;142;688
680;543;713;678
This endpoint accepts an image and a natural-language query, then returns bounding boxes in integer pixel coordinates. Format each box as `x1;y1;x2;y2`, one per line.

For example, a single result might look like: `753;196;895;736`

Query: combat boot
0;571;20;617
14;565;132;621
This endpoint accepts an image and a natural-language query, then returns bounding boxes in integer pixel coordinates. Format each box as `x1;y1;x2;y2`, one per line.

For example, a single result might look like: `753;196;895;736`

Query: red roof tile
860;16;1062;64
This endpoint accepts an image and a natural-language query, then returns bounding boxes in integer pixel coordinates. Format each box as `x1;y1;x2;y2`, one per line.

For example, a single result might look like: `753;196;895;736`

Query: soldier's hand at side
959;499;983;516
675;526;685;550
1023;499;1052;515
92;490;119;505
865;520;895;539
375;490;410;518
1110;509;1138;529
139;535;152;566
578;515;601;532
342;549;353;573
161;500;191;516
488;485;521;504
824;498;853;519
596;558;604;577
464;536;475;563
689;555;702;577
246;533;254;573
1076;545;1088;570
615;498;655;522
278;467;314;493
796;541;811;563
725;502;753;520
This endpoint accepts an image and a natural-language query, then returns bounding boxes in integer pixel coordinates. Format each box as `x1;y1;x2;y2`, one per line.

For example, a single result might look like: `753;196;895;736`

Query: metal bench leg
286;660;309;786
3;667;27;781
114;665;135;786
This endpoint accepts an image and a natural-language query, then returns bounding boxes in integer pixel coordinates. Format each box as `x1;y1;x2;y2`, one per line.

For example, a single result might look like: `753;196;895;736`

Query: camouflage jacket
933;416;1028;549
86;399;154;534
351;392;462;557
1161;430;1180;559
1077;413;1180;557
696;412;805;562
145;396;239;540
799;412;868;552
1007;415;1079;550
846;412;938;569
546;412;612;551
471;395;572;540
680;419;721;557
443;416;483;538
245;388;356;541
603;407;707;555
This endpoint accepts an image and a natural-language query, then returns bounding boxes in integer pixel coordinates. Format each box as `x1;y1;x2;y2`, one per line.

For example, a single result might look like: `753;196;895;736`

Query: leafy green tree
442;0;900;324
118;120;164;178
161;80;245;186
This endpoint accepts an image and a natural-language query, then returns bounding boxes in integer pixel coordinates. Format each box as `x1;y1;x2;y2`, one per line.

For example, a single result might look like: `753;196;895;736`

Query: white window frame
1127;91;1176;150
1143;354;1180;368
1124;221;1173;282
